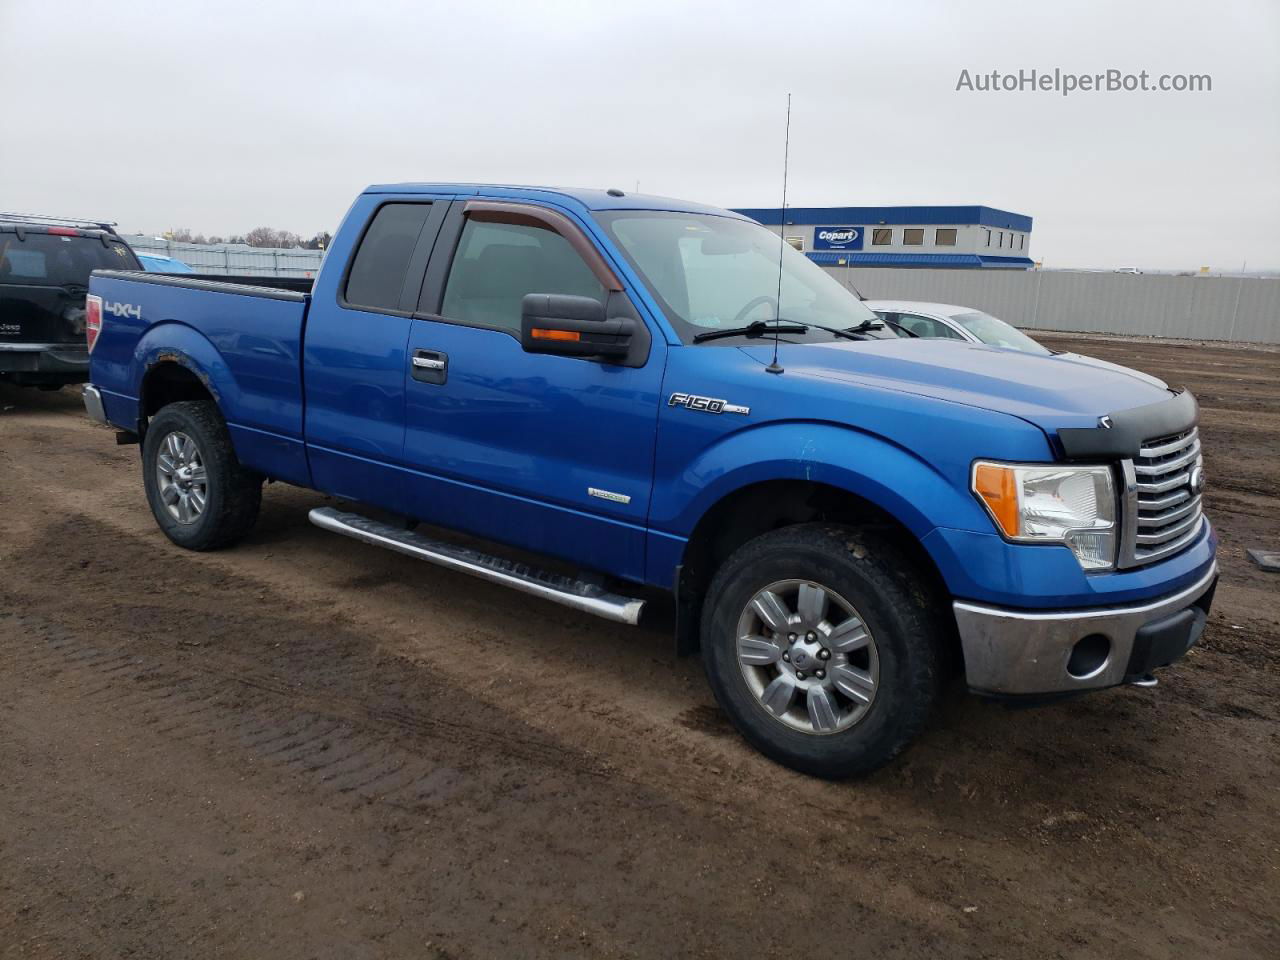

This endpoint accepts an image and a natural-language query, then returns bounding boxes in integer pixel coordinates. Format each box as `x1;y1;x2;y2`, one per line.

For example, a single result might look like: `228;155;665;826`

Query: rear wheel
142;401;262;550
701;524;944;778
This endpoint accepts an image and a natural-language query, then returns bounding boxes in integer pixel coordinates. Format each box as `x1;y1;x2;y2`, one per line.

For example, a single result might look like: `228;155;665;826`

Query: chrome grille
1119;427;1205;567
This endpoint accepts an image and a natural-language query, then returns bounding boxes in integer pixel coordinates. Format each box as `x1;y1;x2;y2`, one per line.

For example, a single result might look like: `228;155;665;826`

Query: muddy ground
1;334;1277;959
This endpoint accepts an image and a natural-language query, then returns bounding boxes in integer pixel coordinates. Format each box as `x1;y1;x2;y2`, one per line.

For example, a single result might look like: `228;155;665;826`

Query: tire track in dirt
3;353;1279;960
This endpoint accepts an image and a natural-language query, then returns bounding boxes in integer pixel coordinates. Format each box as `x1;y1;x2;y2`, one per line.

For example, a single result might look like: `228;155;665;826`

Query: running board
308;507;646;625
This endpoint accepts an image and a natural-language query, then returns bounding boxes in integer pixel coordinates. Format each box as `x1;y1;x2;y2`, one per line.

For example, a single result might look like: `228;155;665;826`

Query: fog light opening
1067;634;1111;679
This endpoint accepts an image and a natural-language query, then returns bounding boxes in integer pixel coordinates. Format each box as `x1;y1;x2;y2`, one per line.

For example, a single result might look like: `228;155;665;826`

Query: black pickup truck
0;214;142;389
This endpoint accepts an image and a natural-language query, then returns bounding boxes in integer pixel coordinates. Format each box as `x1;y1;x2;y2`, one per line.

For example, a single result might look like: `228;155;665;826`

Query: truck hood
739;338;1176;433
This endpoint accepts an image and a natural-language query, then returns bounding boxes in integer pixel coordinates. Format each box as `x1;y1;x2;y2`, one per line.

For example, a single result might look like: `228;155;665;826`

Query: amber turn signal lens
530;328;580;341
973;463;1020;538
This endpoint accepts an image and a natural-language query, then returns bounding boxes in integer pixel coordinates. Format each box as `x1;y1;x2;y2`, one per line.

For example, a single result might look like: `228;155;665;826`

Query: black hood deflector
1057;389;1197;460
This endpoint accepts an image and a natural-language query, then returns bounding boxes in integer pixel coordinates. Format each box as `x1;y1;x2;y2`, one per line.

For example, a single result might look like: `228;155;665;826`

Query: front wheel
701;524;944;778
142;400;262;551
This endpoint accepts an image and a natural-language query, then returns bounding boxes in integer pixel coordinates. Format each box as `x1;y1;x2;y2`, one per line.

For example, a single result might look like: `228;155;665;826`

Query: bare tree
159;229;313;248
245;226;303;249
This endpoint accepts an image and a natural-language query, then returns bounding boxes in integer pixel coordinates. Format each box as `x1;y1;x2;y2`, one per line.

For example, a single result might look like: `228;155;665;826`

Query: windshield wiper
692;320;809;343
801;322;870;342
846;318;885;334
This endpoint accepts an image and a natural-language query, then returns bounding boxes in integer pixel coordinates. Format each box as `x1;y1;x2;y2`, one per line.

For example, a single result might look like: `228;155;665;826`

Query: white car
862;300;1050;354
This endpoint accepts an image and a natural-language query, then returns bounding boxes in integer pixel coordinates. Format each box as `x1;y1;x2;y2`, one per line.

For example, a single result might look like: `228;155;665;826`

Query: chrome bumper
954;563;1218;696
82;384;108;424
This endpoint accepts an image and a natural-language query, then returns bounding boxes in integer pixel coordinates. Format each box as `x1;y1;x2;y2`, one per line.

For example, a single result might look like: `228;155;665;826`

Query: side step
308;507;646;625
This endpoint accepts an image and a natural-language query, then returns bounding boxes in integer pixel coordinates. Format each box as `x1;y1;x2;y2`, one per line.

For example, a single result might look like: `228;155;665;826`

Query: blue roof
806;252;1034;269
364;183;748;218
736;205;1033;232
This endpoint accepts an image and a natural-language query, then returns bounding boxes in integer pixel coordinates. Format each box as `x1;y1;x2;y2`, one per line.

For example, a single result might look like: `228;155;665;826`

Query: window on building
785;236;804;251
344;202;433;312
441;218;605;333
1019;234;1026;250
1000;231;1007;248
935;228;957;246
984;229;992;247
903;228;924;246
872;228;892;245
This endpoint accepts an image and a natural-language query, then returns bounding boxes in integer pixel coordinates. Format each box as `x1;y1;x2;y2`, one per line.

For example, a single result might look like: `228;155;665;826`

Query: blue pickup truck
83;184;1217;777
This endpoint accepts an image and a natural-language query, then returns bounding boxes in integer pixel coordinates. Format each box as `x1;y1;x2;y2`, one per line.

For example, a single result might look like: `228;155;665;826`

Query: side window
899;313;963;339
344;203;433;312
441;219;606;333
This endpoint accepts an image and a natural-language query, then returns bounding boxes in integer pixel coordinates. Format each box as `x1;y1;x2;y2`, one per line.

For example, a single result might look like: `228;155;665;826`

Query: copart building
733;205;1034;269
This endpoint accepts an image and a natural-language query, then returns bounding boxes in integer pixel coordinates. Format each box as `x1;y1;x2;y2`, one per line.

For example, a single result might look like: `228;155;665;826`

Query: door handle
411;349;448;384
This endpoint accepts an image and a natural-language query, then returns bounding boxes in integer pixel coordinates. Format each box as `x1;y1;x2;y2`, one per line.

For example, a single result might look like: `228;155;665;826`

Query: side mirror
520;293;634;360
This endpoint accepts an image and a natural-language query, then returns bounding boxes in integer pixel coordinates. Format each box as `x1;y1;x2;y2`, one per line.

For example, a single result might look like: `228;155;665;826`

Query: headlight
972;462;1117;571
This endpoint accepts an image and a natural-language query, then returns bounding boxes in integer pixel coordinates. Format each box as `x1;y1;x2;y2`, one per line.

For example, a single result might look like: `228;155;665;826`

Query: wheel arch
138;359;218;430
673;478;955;662
131;322;233;433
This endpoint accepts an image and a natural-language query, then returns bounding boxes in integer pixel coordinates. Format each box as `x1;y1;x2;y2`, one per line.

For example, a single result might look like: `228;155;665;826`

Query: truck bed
87;268;313;486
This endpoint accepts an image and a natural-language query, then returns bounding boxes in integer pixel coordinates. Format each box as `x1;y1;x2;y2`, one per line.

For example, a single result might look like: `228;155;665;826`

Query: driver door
398;201;666;583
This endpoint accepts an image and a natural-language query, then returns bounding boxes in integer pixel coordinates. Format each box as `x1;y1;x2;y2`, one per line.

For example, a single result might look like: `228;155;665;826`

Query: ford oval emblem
1189;465;1205;494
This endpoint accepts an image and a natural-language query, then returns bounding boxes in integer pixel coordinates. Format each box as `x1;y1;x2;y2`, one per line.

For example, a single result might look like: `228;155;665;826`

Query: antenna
765;93;792;375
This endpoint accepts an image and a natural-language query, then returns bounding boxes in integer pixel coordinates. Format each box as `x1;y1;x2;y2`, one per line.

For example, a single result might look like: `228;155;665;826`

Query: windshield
596;211;883;343
949;310;1049;354
0;232;139;288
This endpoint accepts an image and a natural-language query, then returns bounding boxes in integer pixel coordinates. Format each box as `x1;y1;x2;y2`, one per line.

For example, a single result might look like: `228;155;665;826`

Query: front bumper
955;562;1217;696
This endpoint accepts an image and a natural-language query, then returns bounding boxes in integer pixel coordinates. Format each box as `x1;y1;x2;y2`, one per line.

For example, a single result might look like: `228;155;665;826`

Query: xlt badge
668;392;750;416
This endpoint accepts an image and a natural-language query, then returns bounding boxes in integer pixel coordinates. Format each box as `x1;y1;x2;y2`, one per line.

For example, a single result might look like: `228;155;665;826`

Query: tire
141;400;262;551
700;523;944;779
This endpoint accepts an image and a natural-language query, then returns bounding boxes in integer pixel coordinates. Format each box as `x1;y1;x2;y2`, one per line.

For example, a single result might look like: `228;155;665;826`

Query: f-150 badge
668;392;750;416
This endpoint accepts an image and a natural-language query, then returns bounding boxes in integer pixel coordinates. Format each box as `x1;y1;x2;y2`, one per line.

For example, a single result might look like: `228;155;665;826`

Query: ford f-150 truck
83;184;1217;777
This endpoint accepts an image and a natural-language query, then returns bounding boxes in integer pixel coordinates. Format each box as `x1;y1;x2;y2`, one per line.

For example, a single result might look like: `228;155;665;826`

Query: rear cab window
343;202;435;312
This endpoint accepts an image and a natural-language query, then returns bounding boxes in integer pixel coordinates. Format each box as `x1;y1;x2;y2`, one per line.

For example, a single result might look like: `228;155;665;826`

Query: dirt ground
1;334;1277;960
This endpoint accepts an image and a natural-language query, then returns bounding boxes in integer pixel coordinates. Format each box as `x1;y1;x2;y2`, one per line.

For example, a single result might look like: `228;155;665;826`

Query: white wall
827;267;1280;343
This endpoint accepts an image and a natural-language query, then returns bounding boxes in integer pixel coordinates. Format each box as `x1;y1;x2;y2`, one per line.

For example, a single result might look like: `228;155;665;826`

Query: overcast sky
2;0;1277;269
